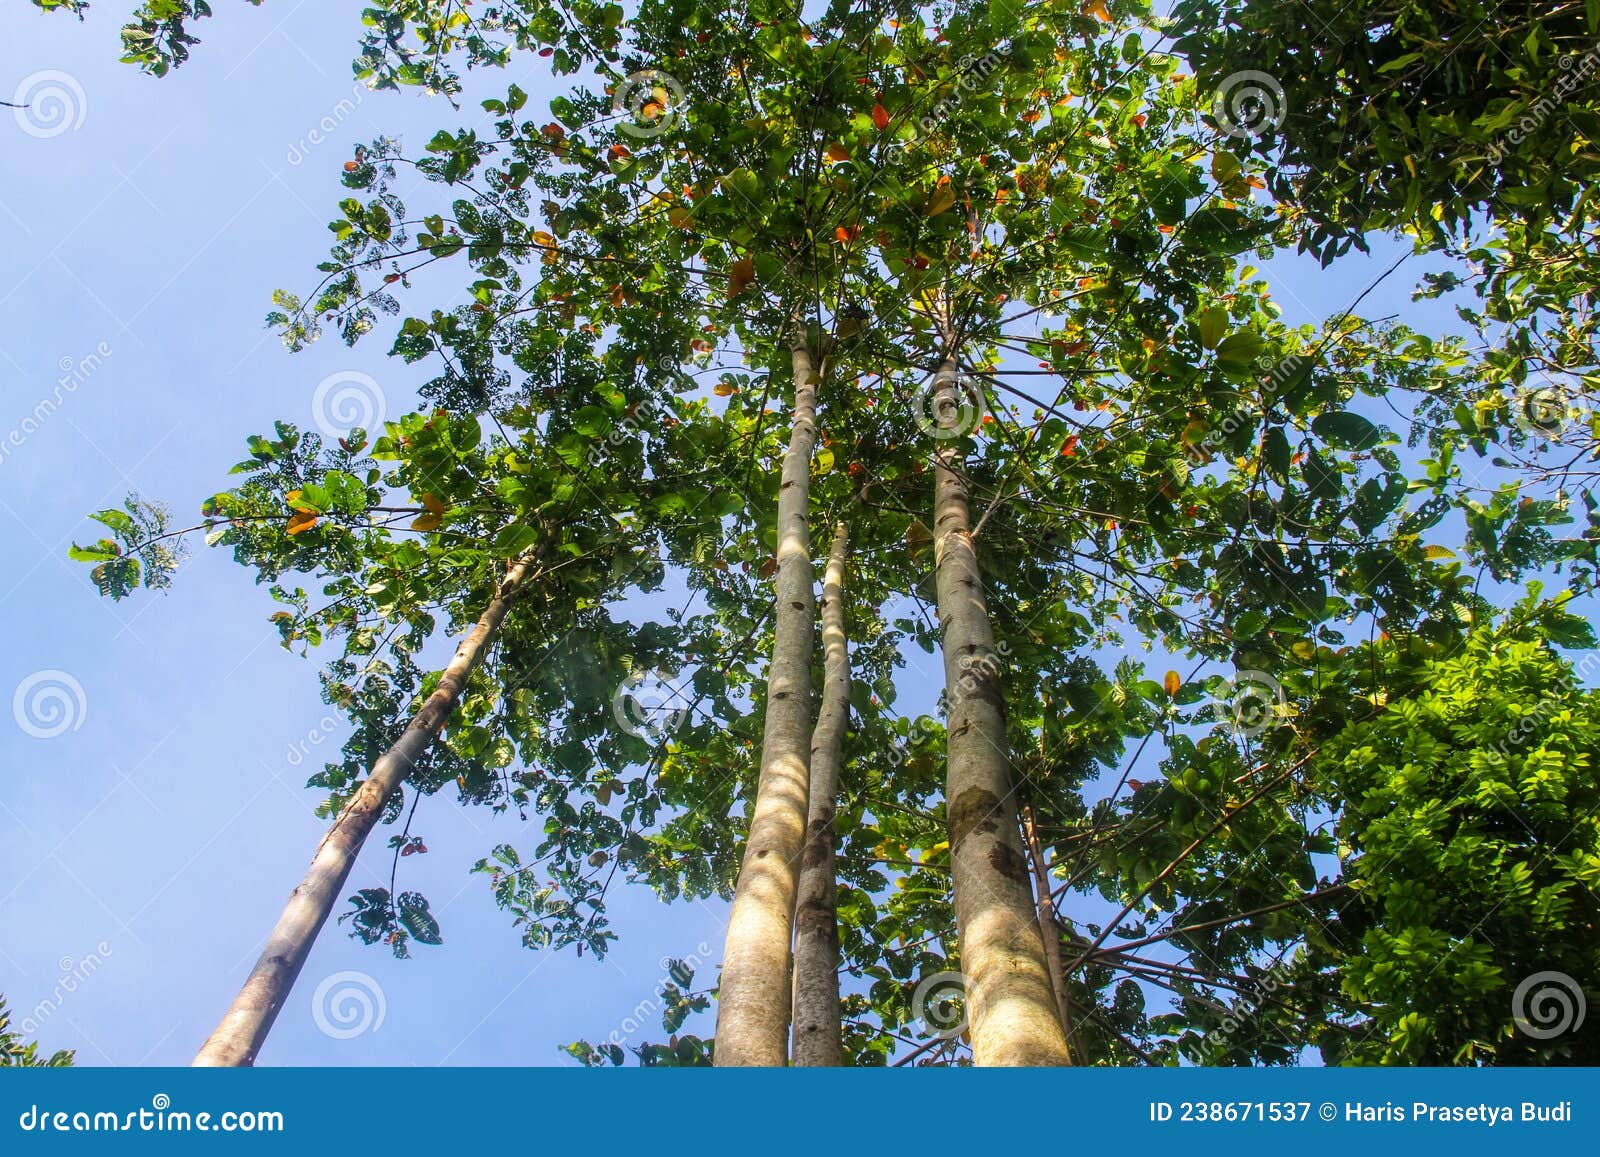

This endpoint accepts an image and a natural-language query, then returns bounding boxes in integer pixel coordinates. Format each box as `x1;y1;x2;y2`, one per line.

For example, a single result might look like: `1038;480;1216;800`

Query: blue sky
0;3;1495;1068
0;4;739;1066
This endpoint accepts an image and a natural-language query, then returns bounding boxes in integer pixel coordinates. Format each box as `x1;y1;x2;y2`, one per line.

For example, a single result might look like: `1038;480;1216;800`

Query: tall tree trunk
193;558;535;1067
929;355;1071;1066
1022;801;1077;1063
791;519;850;1066
714;338;823;1066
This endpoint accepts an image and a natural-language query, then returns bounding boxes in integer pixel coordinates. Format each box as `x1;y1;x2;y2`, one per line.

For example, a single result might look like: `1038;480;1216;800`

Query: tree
1173;0;1600;587
1311;598;1600;1064
791;519;851;1066
73;0;1596;1068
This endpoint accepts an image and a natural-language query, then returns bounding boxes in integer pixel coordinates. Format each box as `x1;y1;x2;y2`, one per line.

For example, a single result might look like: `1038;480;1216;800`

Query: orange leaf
421;493;447;515
872;103;890;131
411;512;443;532
727;257;756;299
286;510;318;535
668;207;695;230
1085;0;1111;20
924;182;956;217
713;382;736;397
1163;670;1181;696
825;142;851;163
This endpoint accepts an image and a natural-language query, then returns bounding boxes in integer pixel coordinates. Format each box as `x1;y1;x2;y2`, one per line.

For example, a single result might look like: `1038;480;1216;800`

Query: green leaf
1312;410;1382;451
1195;307;1229;350
1215;331;1263;368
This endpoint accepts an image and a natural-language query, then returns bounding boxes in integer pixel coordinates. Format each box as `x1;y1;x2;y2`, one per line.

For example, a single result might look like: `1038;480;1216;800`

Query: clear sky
0;2;1484;1068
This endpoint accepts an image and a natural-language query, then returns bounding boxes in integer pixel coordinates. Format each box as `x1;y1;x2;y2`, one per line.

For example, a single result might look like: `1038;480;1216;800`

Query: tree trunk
193;558;535;1067
714;339;823;1066
1022;802;1077;1063
791;520;850;1066
930;355;1071;1066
